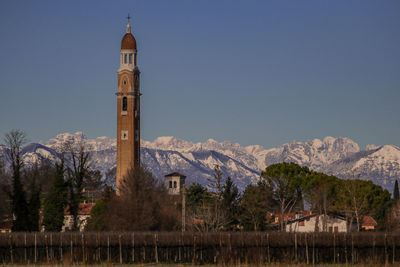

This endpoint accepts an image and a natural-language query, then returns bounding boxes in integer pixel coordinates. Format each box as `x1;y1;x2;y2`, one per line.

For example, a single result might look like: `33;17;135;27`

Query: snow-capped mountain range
1;132;400;192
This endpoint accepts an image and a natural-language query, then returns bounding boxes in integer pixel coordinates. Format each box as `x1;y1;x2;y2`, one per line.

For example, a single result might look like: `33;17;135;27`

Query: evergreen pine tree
43;161;67;231
394;180;399;200
221;177;240;230
27;176;41;231
11;169;30;231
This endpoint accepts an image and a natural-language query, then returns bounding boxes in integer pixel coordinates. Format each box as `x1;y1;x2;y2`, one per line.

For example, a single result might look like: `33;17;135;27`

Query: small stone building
164;172;186;195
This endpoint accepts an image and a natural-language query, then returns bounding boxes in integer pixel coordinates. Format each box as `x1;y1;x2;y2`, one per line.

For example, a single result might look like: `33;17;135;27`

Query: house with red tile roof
62;203;95;232
361;215;377;231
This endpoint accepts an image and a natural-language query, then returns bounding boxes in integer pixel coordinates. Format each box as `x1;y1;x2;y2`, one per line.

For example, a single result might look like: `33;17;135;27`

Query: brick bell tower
116;20;141;191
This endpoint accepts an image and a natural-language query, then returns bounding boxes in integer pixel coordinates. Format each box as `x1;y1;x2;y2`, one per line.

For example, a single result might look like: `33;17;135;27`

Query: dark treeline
1;232;400;265
0;130;106;232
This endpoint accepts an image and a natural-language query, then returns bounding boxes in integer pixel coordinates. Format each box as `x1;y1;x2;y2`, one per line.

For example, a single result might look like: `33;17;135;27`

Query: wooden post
107;235;110;263
351;233;354;264
267;233;270;263
154;233;158;263
312;233;315;265
372;234;375;263
385;233;388;265
345;234;348;265
193;234;196;264
241;232;245;265
333;233;336;264
70;233;73;264
45;234;49;263
143;240;146;262
24;233;27;263
393;235;395;264
50;233;53;261
228;233;232;258
200;233;203;262
119;234;122;264
219;232;222;264
179;232;182;262
131;232;135;263
81;233;85;263
98;233;101;262
60;234;63;262
9;234;13;264
305;233;309;265
295;233;298;263
95;233;99;262
34;233;37;264
258;233;262;265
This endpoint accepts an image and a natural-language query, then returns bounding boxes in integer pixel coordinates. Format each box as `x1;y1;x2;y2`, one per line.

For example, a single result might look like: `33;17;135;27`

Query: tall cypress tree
222;177;240;230
27;176;41;231
43;160;67;232
11;168;30;231
394;180;399;200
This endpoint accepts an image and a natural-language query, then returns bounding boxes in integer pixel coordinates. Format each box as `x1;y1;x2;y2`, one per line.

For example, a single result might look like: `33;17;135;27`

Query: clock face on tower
121;130;128;140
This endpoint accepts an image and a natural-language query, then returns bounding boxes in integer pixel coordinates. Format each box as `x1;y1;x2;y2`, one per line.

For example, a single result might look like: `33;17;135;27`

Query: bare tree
64;141;93;230
207;165;224;200
190;165;231;232
340;179;369;232
101;166;179;231
189;197;230;232
4;130;27;180
4;130;30;231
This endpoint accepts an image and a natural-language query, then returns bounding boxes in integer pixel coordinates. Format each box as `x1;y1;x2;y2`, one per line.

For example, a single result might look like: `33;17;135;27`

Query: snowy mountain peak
205;138;218;144
320;136;360;153
46;132;86;148
366;144;381;151
371;145;400;160
2;132;398;192
150;136;192;150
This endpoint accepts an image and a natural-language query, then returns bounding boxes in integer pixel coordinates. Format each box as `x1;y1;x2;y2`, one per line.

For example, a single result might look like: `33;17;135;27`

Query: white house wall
285;215;348;233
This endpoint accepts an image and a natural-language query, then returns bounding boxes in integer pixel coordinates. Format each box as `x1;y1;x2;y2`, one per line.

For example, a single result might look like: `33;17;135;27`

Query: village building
62;203;95;232
0;220;12;233
285;214;349;233
269;211;377;233
165;172;186;195
361;216;377;231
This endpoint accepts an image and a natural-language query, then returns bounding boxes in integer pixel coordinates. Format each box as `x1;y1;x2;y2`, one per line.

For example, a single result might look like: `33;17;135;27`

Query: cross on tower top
126;14;131;23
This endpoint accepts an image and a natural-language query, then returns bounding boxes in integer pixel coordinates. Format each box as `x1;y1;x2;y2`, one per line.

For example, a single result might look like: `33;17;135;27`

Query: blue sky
0;0;399;149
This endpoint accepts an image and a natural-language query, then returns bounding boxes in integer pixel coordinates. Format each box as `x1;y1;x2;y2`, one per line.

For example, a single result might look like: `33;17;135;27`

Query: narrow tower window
124;54;127;64
134;53;137;65
122;97;127;111
129;54;132;64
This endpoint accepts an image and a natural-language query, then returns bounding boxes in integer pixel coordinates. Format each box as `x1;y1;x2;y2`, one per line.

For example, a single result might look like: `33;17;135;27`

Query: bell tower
116;20;141;190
